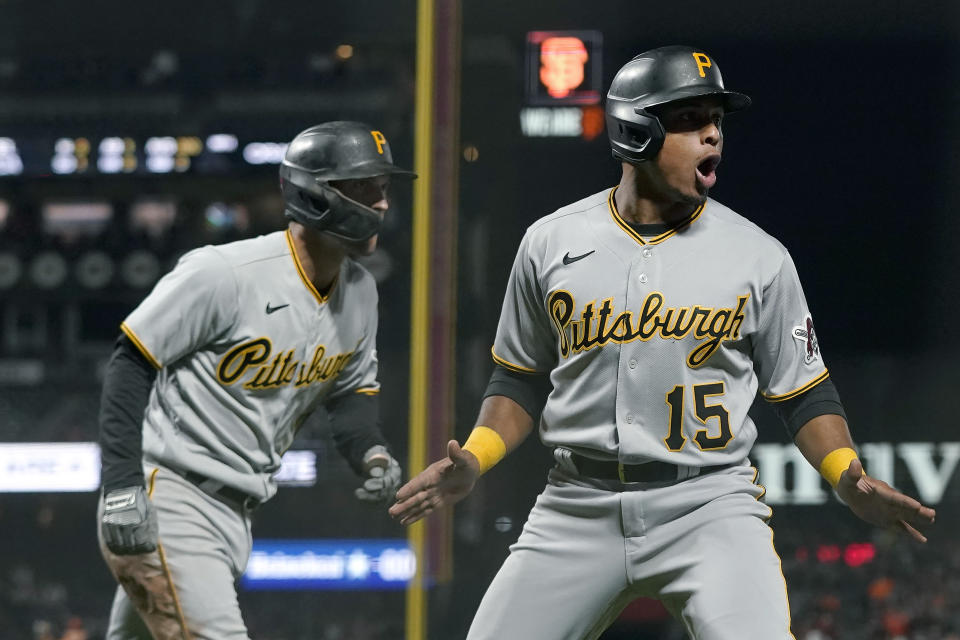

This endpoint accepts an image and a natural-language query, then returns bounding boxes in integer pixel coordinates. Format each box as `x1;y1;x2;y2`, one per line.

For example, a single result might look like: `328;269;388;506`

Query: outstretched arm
388;394;535;525
793;414;936;542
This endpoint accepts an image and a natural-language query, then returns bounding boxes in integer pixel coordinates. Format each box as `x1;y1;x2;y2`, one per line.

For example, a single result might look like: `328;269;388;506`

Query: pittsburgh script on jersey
548;290;750;368
216;338;354;390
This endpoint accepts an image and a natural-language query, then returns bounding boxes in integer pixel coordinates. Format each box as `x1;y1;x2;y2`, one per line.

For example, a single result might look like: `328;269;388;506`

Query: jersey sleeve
753;250;829;402
121;247;239;368
328;276;380;399
491;230;556;373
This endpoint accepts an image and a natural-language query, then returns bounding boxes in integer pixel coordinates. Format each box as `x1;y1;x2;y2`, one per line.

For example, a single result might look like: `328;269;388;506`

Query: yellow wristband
462;426;506;475
818;447;860;488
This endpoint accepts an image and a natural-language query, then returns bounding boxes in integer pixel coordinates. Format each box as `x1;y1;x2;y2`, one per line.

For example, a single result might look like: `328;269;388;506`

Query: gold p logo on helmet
370;131;387;154
692;52;712;78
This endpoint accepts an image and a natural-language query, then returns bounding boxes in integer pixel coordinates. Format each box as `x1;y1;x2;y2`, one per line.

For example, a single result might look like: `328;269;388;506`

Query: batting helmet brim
282;158;417;183
330;159;417;182
642;86;752;114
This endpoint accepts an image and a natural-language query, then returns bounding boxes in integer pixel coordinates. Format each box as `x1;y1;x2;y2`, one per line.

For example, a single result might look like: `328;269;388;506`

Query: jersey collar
284;228;338;304
607;186;705;246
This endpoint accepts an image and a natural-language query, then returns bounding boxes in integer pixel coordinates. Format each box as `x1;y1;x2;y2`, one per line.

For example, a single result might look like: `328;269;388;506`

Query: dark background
0;1;957;638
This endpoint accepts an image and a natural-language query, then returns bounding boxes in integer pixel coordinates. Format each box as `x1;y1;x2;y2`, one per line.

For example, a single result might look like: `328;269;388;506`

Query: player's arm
326;392;388;474
325;390;402;503
390;228;552;525
461;362;551;469
99;333;160;555
388;365;549;525
100;248;237;554
791;410;935;543
100;334;158;491
763;340;936;543
756;250;934;542
324;271;404;503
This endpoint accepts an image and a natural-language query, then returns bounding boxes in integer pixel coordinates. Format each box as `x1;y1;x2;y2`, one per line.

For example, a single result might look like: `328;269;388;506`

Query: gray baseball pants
97;464;254;640
466;461;794;640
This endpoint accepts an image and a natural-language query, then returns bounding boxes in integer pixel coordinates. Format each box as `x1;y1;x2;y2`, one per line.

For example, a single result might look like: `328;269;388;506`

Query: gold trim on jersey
607;186;706;246
120;322;163;369
356;387;381;396
767;526;796;638
490;347;539;373
147;467;159;497
155;540;194;640
285;228;338;304
762;370;830;402
749;465;774;525
146;468;194;639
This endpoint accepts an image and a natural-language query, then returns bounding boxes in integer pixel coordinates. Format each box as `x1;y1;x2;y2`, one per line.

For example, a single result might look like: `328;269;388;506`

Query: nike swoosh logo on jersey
265;302;290;314
562;250;595;265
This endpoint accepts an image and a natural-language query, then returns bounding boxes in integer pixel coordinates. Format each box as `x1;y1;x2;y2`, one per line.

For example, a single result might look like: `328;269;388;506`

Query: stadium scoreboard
0;133;290;177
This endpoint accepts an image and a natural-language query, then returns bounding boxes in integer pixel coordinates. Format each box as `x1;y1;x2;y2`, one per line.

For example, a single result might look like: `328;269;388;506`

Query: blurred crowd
783;524;960;640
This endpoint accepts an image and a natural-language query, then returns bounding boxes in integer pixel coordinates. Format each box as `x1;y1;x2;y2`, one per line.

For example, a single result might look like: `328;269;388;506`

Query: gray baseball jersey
492;187;827;466
469;187;815;639
122;229;380;502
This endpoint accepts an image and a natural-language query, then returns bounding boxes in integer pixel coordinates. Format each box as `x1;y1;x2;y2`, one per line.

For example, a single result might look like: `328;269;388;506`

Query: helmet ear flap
605;108;666;163
622;123;651;151
305;192;330;215
281;179;381;242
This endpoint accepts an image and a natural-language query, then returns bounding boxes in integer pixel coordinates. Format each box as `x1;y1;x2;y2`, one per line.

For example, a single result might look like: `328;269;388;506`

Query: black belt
181;470;262;512
570;453;732;483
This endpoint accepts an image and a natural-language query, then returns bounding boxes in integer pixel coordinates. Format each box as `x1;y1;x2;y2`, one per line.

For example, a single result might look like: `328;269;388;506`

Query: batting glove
101;486;159;555
355;445;402;503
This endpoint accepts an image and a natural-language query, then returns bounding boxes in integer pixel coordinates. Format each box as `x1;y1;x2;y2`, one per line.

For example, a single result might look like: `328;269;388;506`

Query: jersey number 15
664;382;733;451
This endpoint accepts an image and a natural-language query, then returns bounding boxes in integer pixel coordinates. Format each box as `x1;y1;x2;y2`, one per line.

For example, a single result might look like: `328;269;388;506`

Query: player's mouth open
696;155;721;188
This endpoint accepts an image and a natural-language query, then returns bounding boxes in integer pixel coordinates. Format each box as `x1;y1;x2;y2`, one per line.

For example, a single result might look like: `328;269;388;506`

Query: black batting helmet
279;121;416;242
605;45;751;163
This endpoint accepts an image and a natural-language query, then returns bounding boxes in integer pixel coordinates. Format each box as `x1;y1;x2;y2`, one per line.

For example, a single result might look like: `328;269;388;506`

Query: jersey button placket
633;245;657;286
638;246;654;285
618;254;653;453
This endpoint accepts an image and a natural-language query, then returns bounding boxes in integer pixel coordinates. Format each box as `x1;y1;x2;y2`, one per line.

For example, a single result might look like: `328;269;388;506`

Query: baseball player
97;121;413;640
390;46;936;639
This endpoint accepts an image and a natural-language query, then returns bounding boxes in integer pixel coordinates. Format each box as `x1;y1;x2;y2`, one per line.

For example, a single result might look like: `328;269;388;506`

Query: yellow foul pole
407;0;435;637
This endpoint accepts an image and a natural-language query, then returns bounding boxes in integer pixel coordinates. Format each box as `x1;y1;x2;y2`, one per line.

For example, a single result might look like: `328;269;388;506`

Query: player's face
645;97;725;203
330;175;391;255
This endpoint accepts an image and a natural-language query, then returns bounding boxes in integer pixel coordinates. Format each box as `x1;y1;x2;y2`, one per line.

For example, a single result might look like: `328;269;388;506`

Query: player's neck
287;222;345;292
615;171;700;226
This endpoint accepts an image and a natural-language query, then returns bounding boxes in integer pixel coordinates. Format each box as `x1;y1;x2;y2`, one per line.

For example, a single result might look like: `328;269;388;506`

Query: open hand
836;459;936;543
388;440;480;526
